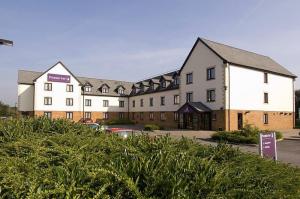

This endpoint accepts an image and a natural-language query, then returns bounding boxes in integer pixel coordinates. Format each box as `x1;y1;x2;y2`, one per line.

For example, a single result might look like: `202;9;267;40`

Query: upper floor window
102;86;109;93
103;100;109;107
66;98;73;106
186;73;193;84
85;99;92;106
207;67;215;80
161;80;166;88
160;96;165;106
119;100;125;107
132;100;135;107
140;99;144;107
174;77;180;85
44;83;52;91
66;84;73;92
174;95;180;104
84;86;92;92
264;72;268;83
207;89;216;102
150;97;154;107
186;92;193;103
264;93;269;103
44;97;52;105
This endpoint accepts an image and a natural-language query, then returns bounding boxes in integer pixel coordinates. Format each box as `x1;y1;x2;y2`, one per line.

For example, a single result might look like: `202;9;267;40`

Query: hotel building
18;38;297;131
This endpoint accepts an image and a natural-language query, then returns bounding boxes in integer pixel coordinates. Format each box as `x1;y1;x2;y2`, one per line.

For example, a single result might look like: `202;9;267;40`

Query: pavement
107;125;300;167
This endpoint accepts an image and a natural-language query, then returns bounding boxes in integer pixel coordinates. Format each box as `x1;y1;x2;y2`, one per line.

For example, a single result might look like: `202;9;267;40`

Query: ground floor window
132;112;135;120
160;112;166;121
44;112;52;119
263;113;269;124
119;112;124;119
149;112;154;120
174;112;179;121
66;112;73;120
212;113;217;121
104;112;109;120
140;112;144;120
85;112;91;119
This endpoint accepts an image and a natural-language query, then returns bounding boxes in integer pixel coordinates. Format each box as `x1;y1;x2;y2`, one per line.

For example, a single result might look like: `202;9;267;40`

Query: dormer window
174;77;180;85
84;86;92;92
102;87;109;93
118;88;124;94
150;83;154;90
161;80;166;88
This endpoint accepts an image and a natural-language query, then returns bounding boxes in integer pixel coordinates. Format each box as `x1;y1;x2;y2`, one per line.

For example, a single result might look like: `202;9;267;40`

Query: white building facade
18;38;297;130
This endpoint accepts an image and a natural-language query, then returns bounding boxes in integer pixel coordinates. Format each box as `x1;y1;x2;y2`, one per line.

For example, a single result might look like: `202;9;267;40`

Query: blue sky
0;0;299;105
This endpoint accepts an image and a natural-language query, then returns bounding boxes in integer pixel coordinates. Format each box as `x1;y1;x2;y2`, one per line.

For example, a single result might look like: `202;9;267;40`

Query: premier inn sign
47;73;71;83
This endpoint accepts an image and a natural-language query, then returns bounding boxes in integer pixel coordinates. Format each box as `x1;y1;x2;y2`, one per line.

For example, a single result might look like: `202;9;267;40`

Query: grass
212;124;283;144
0;117;299;198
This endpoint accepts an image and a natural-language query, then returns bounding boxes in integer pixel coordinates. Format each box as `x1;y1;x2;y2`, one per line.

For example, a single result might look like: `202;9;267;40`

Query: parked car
79;118;93;123
106;128;138;139
84;123;100;131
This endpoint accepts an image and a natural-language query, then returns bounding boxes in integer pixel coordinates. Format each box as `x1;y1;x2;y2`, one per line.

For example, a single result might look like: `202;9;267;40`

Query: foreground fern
0;117;299;198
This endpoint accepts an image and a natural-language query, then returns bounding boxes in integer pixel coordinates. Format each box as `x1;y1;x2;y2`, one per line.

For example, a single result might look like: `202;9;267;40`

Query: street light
0;39;13;46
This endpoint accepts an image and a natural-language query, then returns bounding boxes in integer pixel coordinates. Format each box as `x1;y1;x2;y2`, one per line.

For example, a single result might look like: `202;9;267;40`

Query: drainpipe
293;79;295;128
227;62;231;131
82;86;85;121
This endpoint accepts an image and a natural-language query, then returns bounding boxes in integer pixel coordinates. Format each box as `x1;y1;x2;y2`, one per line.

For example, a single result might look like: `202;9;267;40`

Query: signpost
259;132;277;160
47;73;70;83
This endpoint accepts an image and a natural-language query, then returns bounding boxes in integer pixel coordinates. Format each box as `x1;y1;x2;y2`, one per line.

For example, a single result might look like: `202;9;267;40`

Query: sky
0;0;300;105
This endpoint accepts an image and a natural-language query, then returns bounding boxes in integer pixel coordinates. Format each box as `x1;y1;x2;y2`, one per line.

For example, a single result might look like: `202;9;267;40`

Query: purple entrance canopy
177;102;211;113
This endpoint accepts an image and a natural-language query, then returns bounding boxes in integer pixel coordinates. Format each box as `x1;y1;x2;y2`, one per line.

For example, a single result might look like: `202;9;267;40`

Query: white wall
83;95;128;112
18;84;34;111
179;41;225;110
229;64;294;112
129;89;180;112
34;63;83;112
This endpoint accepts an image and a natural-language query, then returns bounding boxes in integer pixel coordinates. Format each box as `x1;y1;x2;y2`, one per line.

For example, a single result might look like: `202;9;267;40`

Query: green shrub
106;119;135;125
144;124;160;131
212;124;284;144
0;118;299;198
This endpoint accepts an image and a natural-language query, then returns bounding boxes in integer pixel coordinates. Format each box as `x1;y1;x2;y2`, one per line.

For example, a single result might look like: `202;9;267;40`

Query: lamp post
0;39;13;46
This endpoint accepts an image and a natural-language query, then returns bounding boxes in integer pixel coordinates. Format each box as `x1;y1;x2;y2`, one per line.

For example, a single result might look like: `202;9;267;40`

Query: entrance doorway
238;113;243;130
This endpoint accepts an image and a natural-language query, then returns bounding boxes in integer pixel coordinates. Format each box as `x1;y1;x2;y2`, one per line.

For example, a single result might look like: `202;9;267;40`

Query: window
103;100;109;107
66;98;73;106
84;86;92;92
140;112;144;120
207;67;215;80
44;83;52;91
85;99;92;106
150;83;154;90
212;113;217;121
174;112;179;121
149;112;154;120
132;100;135;107
102;86;109;93
160;112;166;121
118;88;124;94
119;112;124;119
207;89;216;102
44;97;52;105
174;95;180;104
149;97;154;107
263;113;269;124
186;73;193;84
66;112;73;120
161;80;166;88
160;96;165;106
132;112;135;120
66;84;73;92
186;92;193;103
44;112;52;119
174;77;180;85
264;93;269;103
140;99;144;107
264;72;268;83
85;112;91;119
119;100;125;107
104;112;109;120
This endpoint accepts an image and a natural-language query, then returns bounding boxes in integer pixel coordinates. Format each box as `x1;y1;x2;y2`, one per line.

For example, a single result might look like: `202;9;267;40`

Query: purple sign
182;106;192;113
259;132;277;160
47;73;70;83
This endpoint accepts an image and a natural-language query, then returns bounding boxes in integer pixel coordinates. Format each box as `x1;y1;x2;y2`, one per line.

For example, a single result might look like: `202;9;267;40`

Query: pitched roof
18;70;133;97
180;38;296;78
178;102;211;113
